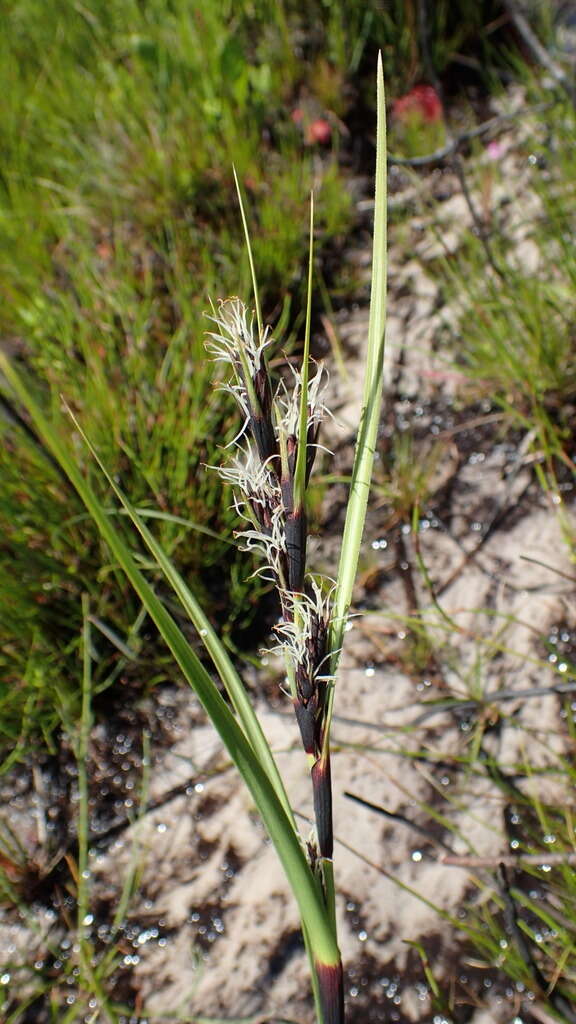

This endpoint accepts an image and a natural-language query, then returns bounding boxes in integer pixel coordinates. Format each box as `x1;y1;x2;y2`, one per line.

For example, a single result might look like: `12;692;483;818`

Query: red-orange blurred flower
291;108;332;145
305;118;331;145
392;84;443;124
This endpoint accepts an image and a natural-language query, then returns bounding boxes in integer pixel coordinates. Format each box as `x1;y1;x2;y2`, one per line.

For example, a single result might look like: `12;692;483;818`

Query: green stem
326;54;388;739
234;166;263;340
77;595;92;970
293;192;314;514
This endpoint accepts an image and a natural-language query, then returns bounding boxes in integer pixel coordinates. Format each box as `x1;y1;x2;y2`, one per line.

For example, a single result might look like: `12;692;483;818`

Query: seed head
273;580;333;687
206;298;278;463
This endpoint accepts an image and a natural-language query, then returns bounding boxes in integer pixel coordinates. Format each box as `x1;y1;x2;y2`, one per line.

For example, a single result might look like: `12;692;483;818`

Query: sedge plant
0;58;387;1024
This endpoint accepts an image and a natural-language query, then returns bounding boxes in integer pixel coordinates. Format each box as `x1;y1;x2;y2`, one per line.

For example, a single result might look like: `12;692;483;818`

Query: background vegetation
0;0;515;756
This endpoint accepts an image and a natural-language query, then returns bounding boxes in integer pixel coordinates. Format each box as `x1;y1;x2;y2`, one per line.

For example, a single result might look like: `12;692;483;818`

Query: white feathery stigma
206;297;273;379
276;362;328;438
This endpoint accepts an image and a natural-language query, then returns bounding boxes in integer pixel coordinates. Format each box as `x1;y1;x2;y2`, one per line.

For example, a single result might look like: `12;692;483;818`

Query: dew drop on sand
416;982;428;1002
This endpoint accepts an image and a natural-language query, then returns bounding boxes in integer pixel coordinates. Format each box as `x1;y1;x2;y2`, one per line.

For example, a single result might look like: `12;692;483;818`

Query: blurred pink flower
392;84;443;124
486;139;506;161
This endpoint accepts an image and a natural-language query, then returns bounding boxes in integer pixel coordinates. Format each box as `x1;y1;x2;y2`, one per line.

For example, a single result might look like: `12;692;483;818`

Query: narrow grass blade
329;53;388;678
234;166;263;339
293;192;314;514
63;406;295;826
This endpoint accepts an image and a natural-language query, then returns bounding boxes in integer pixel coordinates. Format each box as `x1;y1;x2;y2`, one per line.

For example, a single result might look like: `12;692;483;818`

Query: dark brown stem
285;507;307;593
312;753;333;861
316;959;344;1024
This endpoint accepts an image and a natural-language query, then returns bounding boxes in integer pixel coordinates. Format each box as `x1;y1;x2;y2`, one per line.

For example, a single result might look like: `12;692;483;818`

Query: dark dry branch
387;102;555;168
503;0;576;108
497;863;576;1024
344;791;454;855
442;852;576;867
410;681;576;727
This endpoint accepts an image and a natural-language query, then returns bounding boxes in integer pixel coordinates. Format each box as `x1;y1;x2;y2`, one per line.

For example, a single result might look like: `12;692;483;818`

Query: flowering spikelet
275;362;328;592
273;580;333;758
276;362;329;487
206;297;330;600
217;445;279;531
206;295;335;868
206;297;271;377
206;298;278;464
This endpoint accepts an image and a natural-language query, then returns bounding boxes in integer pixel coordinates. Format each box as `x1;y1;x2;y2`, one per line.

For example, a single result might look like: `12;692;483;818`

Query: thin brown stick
441;851;576;868
387;101;556;168
411;681;576;727
344;790;454;854
503;0;576;108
